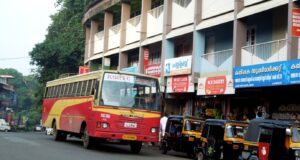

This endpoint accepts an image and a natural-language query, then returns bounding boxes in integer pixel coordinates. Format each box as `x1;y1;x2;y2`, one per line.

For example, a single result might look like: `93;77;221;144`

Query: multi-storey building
83;0;300;120
0;75;14;119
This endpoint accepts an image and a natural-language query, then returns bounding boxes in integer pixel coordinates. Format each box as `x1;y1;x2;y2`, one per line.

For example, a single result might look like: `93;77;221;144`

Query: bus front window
101;73;160;111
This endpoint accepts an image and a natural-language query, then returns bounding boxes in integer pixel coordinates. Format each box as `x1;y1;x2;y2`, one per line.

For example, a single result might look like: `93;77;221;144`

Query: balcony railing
241;39;287;65
127;15;141;26
201;49;233;67
148;5;164;18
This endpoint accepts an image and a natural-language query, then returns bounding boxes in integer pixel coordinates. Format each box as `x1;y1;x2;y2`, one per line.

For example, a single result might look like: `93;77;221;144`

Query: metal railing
242;39;287;62
201;49;233;67
148;5;164;18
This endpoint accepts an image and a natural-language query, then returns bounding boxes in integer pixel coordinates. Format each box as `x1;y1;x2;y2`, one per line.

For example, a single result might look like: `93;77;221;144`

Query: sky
0;0;57;75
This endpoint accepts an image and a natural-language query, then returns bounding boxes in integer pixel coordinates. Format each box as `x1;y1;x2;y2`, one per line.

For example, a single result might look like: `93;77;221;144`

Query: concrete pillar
192;0;203;82
160;0;173;85
120;3;131;48
90;20;99;57
118;3;131;70
84;26;91;62
233;0;246;67
287;0;299;60
140;0;152;41
103;11;113;53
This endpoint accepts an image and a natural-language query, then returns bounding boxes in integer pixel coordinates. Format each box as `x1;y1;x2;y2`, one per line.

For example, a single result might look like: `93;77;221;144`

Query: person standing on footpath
159;112;168;142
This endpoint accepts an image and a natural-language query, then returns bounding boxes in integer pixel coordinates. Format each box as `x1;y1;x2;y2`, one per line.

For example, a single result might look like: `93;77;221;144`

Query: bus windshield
101;73;160;111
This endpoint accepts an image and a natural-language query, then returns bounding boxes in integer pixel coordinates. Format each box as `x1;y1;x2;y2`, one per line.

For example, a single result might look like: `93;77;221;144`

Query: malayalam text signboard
166;75;194;93
197;75;234;95
233;59;300;88
164;55;192;76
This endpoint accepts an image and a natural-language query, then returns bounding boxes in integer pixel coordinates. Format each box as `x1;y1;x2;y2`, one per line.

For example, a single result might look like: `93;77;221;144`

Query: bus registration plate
124;122;137;128
122;134;137;140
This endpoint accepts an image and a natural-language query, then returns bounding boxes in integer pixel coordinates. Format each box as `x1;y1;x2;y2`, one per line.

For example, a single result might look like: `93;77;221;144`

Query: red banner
79;66;90;74
144;63;161;77
292;8;300;37
144;48;149;67
172;75;189;92
258;142;270;160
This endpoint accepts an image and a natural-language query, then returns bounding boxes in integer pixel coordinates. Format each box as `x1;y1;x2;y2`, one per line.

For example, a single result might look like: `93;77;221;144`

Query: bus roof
46;70;159;87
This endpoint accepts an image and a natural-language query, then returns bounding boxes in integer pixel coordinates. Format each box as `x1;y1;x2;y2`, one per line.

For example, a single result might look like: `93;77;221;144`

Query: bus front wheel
53;122;66;141
130;141;142;154
82;126;94;149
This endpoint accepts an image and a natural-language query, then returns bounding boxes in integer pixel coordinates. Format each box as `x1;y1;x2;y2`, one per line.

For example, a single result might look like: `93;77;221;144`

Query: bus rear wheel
130;141;142;154
53;122;66;141
82;126;94;149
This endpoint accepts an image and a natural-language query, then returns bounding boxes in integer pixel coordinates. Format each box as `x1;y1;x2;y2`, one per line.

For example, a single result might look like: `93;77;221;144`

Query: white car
45;128;53;135
0;119;11;132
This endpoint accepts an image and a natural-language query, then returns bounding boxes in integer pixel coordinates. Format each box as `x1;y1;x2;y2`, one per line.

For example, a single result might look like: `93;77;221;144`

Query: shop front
164;55;194;116
233;59;300;121
196;75;235;119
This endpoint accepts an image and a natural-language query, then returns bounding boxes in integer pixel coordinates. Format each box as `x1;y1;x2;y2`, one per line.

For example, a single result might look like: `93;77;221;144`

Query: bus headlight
295;150;300;157
102;123;109;128
151;128;157;133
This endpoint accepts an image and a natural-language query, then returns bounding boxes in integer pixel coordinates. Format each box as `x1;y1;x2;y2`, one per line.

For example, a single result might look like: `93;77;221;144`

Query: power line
0;57;30;60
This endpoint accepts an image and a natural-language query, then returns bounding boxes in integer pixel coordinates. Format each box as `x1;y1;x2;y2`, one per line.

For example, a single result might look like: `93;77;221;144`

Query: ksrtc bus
42;70;161;153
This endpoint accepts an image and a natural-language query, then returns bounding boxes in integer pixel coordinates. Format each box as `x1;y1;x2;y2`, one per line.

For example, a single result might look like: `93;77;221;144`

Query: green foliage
30;0;92;83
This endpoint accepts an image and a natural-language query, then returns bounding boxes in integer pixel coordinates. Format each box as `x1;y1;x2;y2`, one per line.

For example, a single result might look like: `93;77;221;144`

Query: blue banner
233;59;300;88
121;67;139;73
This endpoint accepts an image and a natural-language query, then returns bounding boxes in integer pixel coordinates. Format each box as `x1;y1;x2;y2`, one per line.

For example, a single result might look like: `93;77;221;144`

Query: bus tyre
196;151;204;160
82;126;93;149
130;142;142;154
53;123;66;141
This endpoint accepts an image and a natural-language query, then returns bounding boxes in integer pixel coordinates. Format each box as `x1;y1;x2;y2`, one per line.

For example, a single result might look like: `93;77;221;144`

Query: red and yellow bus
42;70;161;153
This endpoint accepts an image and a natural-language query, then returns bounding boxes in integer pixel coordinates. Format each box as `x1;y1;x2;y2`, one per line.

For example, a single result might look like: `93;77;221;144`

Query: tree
29;0;92;83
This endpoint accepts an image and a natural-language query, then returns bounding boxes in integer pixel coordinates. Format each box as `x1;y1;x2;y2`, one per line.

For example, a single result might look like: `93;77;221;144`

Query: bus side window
72;82;78;96
86;80;93;95
81;81;87;96
53;85;58;98
76;82;82;96
45;87;50;98
59;84;65;97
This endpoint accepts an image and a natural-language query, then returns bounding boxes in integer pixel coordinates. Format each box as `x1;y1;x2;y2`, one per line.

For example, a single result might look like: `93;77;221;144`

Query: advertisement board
79;66;90;74
233;59;300;88
121;67;139;73
166;75;194;93
197;75;234;95
292;8;300;37
144;63;161;77
164;55;192;76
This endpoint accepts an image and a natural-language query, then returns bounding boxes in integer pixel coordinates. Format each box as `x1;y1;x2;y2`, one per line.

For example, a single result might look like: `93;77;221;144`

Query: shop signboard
143;48;149;66
166;75;194;93
164;55;192;76
121;67;139;73
197;75;234;95
233;59;300;88
144;63;161;77
79;66;90;74
292;8;300;37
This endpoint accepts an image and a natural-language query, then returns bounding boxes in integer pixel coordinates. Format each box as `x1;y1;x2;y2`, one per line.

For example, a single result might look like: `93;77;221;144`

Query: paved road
0;132;190;160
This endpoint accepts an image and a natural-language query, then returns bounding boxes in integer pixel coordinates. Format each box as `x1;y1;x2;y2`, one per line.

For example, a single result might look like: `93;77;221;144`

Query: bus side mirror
286;128;291;136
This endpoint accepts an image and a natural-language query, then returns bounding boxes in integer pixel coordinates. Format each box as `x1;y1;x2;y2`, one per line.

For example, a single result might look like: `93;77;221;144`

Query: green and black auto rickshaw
240;119;300;160
195;119;248;160
161;115;205;157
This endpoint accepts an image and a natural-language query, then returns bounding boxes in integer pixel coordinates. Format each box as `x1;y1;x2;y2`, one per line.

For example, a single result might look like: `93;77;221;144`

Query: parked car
45;127;53;135
0;119;11;132
34;125;42;131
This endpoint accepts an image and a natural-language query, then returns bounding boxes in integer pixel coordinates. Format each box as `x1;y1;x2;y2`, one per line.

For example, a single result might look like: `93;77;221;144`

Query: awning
166;24;193;39
141;34;163;46
120;41;140;52
237;0;289;19
196;12;234;30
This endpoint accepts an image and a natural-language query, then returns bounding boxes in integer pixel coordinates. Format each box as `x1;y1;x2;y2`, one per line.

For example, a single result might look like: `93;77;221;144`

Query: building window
205;35;215;54
175;43;191;57
128;53;139;67
149;50;161;64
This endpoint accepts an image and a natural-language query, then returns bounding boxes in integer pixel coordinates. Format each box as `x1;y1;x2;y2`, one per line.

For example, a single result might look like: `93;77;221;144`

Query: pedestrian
159;112;168;142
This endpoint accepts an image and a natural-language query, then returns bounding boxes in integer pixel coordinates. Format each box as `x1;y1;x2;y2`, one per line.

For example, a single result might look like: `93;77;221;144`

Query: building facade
83;0;300;120
0;75;14;120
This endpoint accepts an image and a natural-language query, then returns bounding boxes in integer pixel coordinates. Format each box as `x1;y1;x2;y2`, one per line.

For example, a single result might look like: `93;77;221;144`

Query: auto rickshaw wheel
196;151;204;160
161;142;168;154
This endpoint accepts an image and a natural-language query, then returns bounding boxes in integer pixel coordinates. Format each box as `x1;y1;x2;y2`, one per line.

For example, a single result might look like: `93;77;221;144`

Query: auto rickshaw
195;119;249;160
240;119;300;160
161;115;205;157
